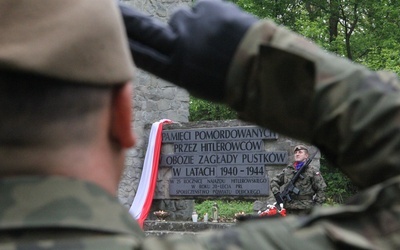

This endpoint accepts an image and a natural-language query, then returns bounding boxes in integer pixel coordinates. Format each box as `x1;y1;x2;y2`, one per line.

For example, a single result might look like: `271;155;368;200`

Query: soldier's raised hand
119;0;257;102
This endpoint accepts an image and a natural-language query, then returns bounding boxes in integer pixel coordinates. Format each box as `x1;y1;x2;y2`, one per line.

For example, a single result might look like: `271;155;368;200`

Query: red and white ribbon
129;119;172;227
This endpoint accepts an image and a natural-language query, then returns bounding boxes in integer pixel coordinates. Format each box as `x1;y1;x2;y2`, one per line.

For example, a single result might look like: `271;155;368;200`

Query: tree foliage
229;0;400;72
320;155;358;204
189;97;237;121
190;0;400;121
189;0;399;203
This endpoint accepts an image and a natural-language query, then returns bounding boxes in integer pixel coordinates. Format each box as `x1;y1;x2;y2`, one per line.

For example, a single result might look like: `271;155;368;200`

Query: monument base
143;220;234;236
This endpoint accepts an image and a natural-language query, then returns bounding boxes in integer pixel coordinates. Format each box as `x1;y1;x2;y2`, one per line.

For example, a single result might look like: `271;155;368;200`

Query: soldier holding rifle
270;145;326;215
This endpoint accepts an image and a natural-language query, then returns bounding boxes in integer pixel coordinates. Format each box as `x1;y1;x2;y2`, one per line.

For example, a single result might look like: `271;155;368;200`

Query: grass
195;197;344;222
194;200;254;222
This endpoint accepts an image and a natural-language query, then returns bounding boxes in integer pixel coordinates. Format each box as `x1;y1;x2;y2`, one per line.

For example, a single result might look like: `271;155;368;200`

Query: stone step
144;220;235;236
145;230;199;237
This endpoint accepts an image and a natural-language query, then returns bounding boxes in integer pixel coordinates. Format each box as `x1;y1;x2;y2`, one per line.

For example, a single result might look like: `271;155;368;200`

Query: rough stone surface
147;200;195;221
117;0;191;210
156;121;319;208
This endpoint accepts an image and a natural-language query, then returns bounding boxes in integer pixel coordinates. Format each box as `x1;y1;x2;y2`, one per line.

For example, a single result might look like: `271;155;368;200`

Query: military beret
0;0;134;85
294;144;309;152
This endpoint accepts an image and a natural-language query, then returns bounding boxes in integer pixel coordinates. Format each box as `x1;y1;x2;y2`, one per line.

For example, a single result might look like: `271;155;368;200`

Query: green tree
189;97;237;121
190;0;400;120
229;0;400;72
189;0;398;203
320;155;358;204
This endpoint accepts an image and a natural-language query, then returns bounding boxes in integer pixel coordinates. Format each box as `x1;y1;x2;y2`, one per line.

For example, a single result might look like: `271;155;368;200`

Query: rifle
274;150;318;206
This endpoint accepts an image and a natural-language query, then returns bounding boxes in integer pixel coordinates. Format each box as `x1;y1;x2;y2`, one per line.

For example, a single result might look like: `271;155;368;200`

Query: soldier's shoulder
307;164;319;171
285;164;294;170
80;234;142;249
307;165;322;175
281;166;293;173
275;165;290;173
0;233;142;250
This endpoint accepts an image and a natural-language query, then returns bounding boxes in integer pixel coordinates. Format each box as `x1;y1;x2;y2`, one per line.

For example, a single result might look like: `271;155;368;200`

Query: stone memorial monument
116;0;191;213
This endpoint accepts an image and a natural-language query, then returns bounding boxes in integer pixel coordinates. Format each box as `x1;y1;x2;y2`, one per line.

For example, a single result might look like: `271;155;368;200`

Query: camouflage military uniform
0;176;319;249
2;0;400;249
0;176;144;249
121;1;400;248
270;164;326;214
1;176;398;249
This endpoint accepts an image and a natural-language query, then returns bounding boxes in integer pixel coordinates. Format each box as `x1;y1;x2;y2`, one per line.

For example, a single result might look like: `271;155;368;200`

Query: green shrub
189;98;237;121
320;155;359;204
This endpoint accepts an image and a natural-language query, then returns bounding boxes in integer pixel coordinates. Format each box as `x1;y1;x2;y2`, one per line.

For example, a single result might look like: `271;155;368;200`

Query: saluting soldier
1;0;400;249
121;0;400;248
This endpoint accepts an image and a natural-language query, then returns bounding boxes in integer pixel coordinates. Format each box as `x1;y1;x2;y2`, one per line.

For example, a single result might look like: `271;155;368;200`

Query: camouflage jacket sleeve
226;19;400;189
310;166;327;205
140;218;323;250
269;168;285;194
